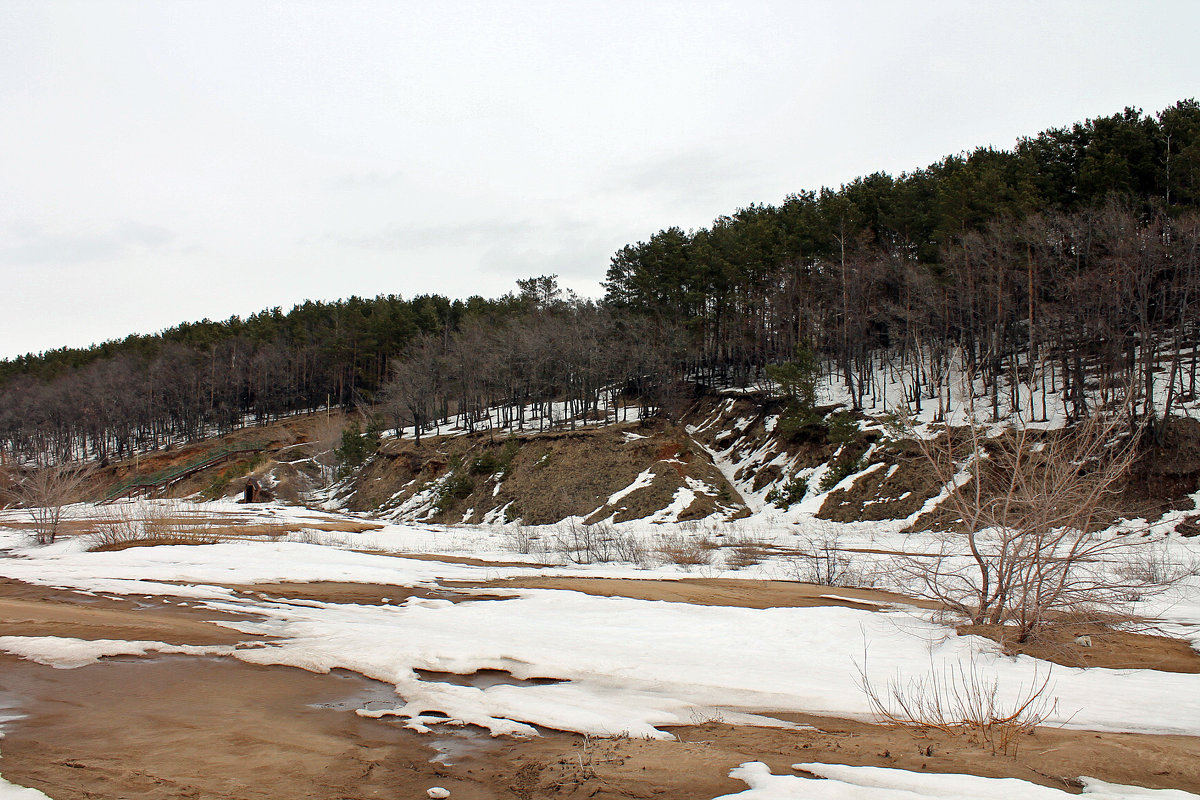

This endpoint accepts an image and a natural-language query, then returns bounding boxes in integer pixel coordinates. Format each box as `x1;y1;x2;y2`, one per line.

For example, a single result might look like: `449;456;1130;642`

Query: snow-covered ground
2;497;1200;798
715;761;1200;799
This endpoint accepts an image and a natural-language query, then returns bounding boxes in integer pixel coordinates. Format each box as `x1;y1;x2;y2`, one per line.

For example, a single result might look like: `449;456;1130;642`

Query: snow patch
712;761;1200;800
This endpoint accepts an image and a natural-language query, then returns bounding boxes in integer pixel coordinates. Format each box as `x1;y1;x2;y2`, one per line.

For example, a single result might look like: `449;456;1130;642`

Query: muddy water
306;667;402;713
0;654;504;800
0;686;25;734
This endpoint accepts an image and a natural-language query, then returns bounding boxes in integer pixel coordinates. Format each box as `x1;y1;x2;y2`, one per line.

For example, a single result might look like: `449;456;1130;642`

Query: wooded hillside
3;101;1199;463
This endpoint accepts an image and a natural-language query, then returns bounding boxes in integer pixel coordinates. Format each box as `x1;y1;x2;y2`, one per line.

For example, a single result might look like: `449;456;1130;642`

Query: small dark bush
819;455;866;492
825;410;860;446
766;476;809;509
470;440;520;477
434;471;476;514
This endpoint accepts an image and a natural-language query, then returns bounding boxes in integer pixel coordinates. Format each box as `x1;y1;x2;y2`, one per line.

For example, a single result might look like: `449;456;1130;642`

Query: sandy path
451;575;938;610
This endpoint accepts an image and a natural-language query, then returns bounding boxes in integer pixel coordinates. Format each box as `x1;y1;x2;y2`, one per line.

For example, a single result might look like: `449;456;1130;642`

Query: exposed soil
819;446;941;523
0;579;255;646
352;420;747;526
452;576;941;611
74;396;1200;530
4;654;1200;799
92;413;336;502
362;551;553;568
1125;416;1200;516
2;578;1200;797
0;655;493;800
223;581;510;607
960;622;1200;673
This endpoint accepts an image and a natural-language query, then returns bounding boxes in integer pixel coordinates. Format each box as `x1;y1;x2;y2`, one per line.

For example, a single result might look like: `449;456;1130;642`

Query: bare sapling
3;458;95;544
310;414;346;488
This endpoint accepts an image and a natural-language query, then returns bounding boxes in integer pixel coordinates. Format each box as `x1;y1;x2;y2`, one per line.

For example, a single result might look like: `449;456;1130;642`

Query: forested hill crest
602;100;1200;419
4;99;1200;463
0;293;525;385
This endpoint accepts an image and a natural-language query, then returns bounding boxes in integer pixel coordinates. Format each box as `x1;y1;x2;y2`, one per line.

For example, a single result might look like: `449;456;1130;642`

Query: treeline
0;294;523;461
3;100;1199;462
0;282;681;462
604;102;1200;426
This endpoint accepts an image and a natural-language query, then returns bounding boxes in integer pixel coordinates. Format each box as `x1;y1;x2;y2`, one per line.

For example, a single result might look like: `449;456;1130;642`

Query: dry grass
90;501;223;551
85;503;383;551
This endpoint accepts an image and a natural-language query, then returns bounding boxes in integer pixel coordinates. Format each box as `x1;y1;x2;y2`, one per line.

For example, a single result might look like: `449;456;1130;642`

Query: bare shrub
294;528;336;547
552;519;601;563
90;500;220;551
506;524;543;555
855;651;1060;756
782;526;873;588
653;532;716;568
4;459;95;545
724;534;769;569
1113;542;1199;591
607;528;649;566
550;520;647;565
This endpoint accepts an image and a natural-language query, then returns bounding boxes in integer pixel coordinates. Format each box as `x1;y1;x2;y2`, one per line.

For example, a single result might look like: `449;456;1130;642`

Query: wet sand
2;578;1199;798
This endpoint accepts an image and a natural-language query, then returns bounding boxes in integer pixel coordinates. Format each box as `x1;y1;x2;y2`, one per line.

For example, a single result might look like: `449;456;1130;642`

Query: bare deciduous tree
4;459;95;544
309;413;347;488
903;395;1190;642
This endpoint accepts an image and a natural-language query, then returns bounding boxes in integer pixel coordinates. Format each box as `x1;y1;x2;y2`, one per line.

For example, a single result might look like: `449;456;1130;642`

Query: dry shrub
724;534;769;569
782;526;874;587
653;532;717;567
293;528;337;547
90;500;221;551
506;524;545;555
550;520;648;566
855;652;1060;756
4;459;96;544
1113;542;1199;591
903;392;1193;641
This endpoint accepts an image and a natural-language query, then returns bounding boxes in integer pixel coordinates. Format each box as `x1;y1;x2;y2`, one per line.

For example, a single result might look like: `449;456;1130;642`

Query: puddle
415;668;564;690
308;669;400;713
426;726;505;765
303;667;562;766
0;688;27;735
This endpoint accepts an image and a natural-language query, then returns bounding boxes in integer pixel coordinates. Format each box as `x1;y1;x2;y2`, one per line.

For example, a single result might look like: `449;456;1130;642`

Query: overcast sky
3;1;1199;359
